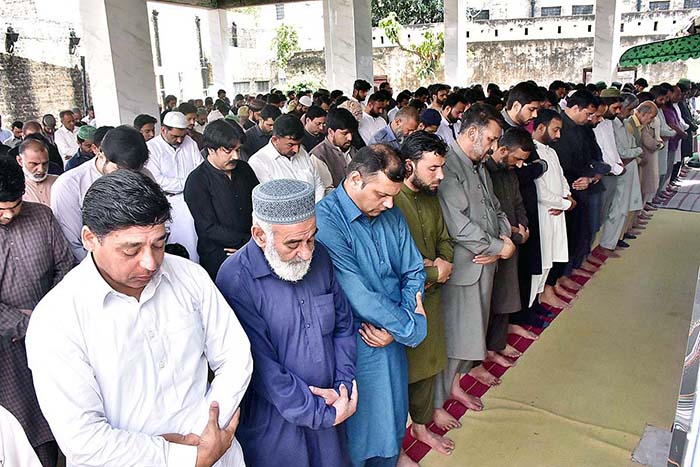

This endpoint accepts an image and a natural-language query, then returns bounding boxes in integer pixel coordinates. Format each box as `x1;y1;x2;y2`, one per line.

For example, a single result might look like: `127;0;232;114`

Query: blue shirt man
217;179;357;467
316;144;427;466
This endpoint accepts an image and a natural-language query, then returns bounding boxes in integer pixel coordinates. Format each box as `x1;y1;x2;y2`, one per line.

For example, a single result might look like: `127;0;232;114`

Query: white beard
263;235;312;282
22;166;48;183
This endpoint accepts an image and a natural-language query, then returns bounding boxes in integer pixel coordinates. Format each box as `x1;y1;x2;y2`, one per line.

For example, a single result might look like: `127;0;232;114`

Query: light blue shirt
367;125;399;149
316;183;426;463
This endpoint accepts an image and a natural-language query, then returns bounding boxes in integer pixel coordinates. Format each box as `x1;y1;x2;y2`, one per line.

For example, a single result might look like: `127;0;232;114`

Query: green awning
619;34;700;67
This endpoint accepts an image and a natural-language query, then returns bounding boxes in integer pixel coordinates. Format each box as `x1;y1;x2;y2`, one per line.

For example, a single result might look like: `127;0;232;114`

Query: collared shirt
54;126;79;162
146;135;202;195
215;241;356;466
316;183;426;463
310;137;355;193
358;112;388;145
24;175;58;206
51;158;103;260
0;128;11;142
387;106;399;122
248;142;325;202
64;150;94;171
241;124;271;161
436;115;459;147
26;254;253;467
593;119;624;175
0;202;75;448
367;124;399;149
184;159;259;279
0;405;42;467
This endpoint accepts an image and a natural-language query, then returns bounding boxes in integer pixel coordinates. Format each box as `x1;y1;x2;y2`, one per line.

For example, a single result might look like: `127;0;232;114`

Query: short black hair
367;92;388;103
218;89;226;96
304;106;327;121
533;108;562;130
498;127;535;154
353;79;372;91
414;87;429;99
442;93;467;110
203;119;246;150
59;110;74;120
399;130;448;163
133;114;157;130
637;92;654;103
649;85;667;99
100;125;149;170
459;103;503;134
272;114;304;140
549;80;566;91
566;90;600;109
164;95;177;104
635;78;648;88
330;89;344;101
260;104;282;121
408;99;427;111
178;102;197;115
431;84;450;96
94;126;114;148
347;144;406;183
11;121;23;130
506;81;546;110
326;108;358;132
267;93;284;105
0;157;25;202
396;90;412;103
82;170;171;239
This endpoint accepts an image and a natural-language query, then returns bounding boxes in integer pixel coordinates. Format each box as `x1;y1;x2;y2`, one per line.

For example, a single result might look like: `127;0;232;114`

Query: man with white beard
16;138;58;206
216;179;357;466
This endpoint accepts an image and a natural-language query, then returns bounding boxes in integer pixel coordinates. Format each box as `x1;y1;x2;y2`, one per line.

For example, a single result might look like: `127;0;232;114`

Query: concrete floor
422;209;700;467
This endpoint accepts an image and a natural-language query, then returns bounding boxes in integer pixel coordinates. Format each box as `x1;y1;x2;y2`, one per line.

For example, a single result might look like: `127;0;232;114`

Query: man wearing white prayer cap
146;111;203;262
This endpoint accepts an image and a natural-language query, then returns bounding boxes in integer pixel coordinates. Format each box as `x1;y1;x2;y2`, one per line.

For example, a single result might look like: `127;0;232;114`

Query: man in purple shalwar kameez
216;179;358;467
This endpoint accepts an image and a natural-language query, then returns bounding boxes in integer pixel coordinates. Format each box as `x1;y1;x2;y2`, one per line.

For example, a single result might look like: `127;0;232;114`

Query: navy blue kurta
216;240;356;467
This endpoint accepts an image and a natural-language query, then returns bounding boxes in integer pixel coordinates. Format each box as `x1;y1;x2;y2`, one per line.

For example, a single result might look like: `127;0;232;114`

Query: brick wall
0;53;88;124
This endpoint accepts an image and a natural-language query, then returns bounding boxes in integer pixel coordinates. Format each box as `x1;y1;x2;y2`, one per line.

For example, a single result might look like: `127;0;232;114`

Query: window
466;8;489;20
232;81;250;94
572;4;593;15
230;22;238;47
541;6;562;16
275;3;285;20
685;0;700;8
649;1;670;10
255;81;270;93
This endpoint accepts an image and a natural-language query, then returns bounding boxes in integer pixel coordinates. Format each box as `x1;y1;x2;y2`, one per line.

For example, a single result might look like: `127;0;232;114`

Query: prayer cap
77;125;97;141
162;111;188;129
600;88;621;98
207;109;224;123
299;95;313;108
238;105;250;117
196;106;207;115
252;179;315;225
420;109;441;127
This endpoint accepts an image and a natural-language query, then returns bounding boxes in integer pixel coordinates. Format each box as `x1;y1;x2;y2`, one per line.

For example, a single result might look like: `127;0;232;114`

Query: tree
372;0;443;27
272;24;300;71
379;13;444;81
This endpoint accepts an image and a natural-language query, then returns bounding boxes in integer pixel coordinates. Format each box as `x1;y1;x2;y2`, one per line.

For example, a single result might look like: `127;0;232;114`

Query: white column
444;0;468;86
79;0;159;126
322;0;373;95
207;9;231;95
591;0;622;84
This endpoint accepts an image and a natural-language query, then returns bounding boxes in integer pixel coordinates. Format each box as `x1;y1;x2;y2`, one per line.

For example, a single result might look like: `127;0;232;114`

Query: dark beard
412;174;438;196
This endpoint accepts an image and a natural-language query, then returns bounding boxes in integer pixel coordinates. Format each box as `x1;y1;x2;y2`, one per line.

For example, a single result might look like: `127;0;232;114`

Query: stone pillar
79;0;159;126
591;0;622;84
206;9;231;96
322;0;373;95
444;0;468;86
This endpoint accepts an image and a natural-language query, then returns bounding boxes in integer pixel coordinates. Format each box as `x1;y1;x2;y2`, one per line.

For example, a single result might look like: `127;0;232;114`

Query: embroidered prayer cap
600;88;621;98
252;179;315;225
77;125;97;141
162;111;188;129
299;95;313;108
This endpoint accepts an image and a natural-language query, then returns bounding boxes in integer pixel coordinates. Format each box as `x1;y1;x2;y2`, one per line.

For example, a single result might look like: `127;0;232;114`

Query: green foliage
378;13;444;81
272;24;300;70
372;0;444;27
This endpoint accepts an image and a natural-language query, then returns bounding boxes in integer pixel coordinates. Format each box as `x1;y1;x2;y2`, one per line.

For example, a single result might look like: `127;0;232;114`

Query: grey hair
252;214;272;236
620;92;639;110
636;101;658;115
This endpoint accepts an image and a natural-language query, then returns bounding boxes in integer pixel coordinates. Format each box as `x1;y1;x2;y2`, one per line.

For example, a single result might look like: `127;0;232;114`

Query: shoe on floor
623;234;637;240
617;240;630;249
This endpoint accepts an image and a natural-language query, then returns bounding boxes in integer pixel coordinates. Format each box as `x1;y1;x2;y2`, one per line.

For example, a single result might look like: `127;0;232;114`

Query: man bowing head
216;179;358;467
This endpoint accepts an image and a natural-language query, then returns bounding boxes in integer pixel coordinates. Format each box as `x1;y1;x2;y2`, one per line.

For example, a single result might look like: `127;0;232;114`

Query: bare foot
580;260;600;272
469;364;501;386
486;350;515;368
500;344;522;359
432;408;462;431
557;276;582;291
397;450;420;467
411;423;455;455
539;289;571;309
509;323;539;340
571;268;593;278
553;284;576;300
595;247;620;259
450;386;484;411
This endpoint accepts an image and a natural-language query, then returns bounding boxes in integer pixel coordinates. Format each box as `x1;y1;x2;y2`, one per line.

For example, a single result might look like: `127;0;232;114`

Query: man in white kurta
531;120;573;306
146;111;203;262
249;114;325;202
358;94;388;144
26;169;253;467
54;111;79;163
